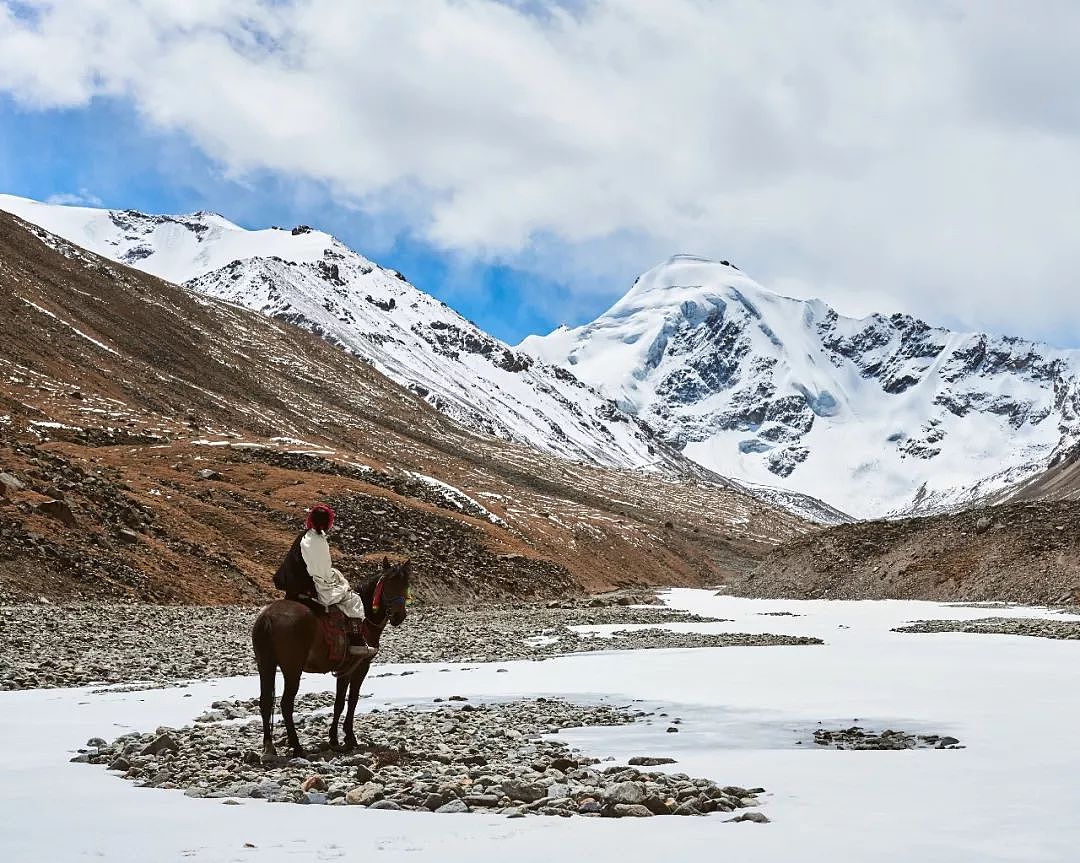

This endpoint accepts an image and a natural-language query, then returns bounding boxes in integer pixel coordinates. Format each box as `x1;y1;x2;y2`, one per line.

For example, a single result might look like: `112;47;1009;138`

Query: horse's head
375;557;411;627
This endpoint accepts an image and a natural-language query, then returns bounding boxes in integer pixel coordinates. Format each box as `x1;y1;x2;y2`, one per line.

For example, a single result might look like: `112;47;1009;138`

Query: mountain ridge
522;255;1080;518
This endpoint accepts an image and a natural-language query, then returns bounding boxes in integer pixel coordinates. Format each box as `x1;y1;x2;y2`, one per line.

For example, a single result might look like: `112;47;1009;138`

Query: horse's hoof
342;737;358;753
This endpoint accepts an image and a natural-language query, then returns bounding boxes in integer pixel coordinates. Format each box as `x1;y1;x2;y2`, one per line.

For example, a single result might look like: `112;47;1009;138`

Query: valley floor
2;591;1078;861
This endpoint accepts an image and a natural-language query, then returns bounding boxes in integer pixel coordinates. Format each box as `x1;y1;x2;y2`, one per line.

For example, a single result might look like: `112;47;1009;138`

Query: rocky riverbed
0;599;822;690
73;695;770;821
812;726;963;750
893;617;1080;640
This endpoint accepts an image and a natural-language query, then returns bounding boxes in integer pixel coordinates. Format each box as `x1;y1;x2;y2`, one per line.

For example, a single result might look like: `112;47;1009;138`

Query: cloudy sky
1;0;1078;346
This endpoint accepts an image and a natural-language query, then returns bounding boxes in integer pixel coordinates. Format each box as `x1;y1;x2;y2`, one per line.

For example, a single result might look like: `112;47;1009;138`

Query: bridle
363;573;409;641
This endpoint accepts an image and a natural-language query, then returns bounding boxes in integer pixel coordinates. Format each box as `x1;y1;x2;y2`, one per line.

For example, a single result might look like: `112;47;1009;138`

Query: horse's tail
253;611;277;739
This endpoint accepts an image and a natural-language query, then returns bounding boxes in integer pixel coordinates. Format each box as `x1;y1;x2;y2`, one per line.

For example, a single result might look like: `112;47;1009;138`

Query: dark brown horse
251;558;411;757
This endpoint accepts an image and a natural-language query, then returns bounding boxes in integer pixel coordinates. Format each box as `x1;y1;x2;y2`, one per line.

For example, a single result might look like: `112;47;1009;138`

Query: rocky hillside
0;194;679;472
523;254;1080;519
0;211;812;604
731;500;1080;605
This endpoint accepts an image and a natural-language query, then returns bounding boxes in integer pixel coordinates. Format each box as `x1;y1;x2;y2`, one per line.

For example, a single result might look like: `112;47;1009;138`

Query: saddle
309;605;364;668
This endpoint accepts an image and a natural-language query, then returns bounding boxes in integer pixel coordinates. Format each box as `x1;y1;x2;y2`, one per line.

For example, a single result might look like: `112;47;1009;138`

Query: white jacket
300;529;365;618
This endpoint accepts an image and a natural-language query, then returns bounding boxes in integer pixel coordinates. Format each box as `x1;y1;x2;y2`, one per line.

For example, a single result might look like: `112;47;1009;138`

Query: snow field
1;591;1078;861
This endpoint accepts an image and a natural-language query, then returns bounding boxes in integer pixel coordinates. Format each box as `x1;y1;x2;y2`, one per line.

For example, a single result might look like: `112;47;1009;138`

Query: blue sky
2;2;1080;348
0;94;583;343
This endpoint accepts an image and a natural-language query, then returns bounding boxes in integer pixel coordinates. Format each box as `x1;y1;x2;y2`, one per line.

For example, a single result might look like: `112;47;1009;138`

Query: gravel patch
0;601;820;691
812;726;963;750
72;696;770;820
893;617;1080;640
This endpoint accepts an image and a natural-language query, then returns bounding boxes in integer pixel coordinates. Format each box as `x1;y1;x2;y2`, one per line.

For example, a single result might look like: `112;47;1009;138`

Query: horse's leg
280;667;304;756
252;613;278;760
330;674;349;751
343;660;372;751
258;661;277;760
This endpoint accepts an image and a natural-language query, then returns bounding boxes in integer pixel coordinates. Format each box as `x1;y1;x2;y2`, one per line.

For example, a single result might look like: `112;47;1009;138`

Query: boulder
36;499;76;527
607;781;645;805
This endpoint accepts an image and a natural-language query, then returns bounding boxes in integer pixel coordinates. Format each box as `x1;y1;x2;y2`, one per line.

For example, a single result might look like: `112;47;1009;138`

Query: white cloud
45;189;103;206
2;0;1080;342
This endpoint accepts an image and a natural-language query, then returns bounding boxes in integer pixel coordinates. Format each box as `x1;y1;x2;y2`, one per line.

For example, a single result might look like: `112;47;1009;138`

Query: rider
275;503;376;662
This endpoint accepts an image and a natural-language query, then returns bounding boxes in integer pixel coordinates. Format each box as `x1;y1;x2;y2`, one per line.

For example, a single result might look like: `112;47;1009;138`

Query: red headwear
305;503;336;532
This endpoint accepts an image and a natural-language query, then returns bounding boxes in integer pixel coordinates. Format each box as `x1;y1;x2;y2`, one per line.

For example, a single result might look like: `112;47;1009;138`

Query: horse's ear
402;559;412;577
382;556;390;570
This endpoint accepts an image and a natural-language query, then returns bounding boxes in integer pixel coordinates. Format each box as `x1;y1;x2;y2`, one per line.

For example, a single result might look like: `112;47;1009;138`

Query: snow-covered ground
2;591;1079;862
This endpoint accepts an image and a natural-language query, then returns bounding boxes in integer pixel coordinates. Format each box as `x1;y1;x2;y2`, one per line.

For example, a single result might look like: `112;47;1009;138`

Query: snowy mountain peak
0;194;692;477
522;256;1080;518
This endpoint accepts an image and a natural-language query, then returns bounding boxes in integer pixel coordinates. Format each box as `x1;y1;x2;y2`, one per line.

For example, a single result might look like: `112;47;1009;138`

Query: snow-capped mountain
0;194;674;471
521;255;1080;518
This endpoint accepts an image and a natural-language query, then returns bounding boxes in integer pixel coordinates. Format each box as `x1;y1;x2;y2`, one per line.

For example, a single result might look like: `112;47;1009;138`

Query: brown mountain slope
732;500;1080;605
0;212;812;603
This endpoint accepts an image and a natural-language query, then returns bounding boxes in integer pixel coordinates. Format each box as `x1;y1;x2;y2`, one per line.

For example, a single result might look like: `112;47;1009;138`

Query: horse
251;558;411;758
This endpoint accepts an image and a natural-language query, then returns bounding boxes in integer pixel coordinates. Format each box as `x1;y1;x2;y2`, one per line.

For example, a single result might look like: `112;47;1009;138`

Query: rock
0;472;24;495
107;756;131;772
464;793;501;808
502;780;546;803
305;793;328;805
628;756;676;766
117;529;140;545
435;799;470;814
729;811;770;824
301;775;327;792
421;792;445;810
975;516;992;534
140;733;178;756
673;802;700;816
86;737;107;748
546;783;570;800
578;799;602;814
345;782;383;806
666;726;679;733
197;469;223;481
367;799;403;811
36;499;77;527
607;781;645;805
353;764;375;783
612;804;654;818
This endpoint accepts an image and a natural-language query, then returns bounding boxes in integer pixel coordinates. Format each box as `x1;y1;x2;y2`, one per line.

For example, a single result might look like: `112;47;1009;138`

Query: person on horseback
273;503;376;662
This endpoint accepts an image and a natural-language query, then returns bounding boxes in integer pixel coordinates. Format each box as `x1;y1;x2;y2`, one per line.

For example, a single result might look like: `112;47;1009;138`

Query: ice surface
2;591;1078;862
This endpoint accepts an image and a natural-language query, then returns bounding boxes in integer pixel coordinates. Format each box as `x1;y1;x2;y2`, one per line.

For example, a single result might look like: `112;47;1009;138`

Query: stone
301;775;327;792
140;733;179;756
673;802;700;816
86;737;107;748
608;781;645;805
353;764;375;783
117;529;140;545
367;799;403;810
107;756;131;772
197;469;223;481
421;792;445;811
0;472;24;495
729;811;770;824
578;799;602;814
666;726;679;733
36;499;77;527
612;804;654;818
628;756;676;766
502;780;546;803
975;516;992;534
345;782;383;806
305;793;328;805
546;783;570;800
435;799;470;814
464;793;502;808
